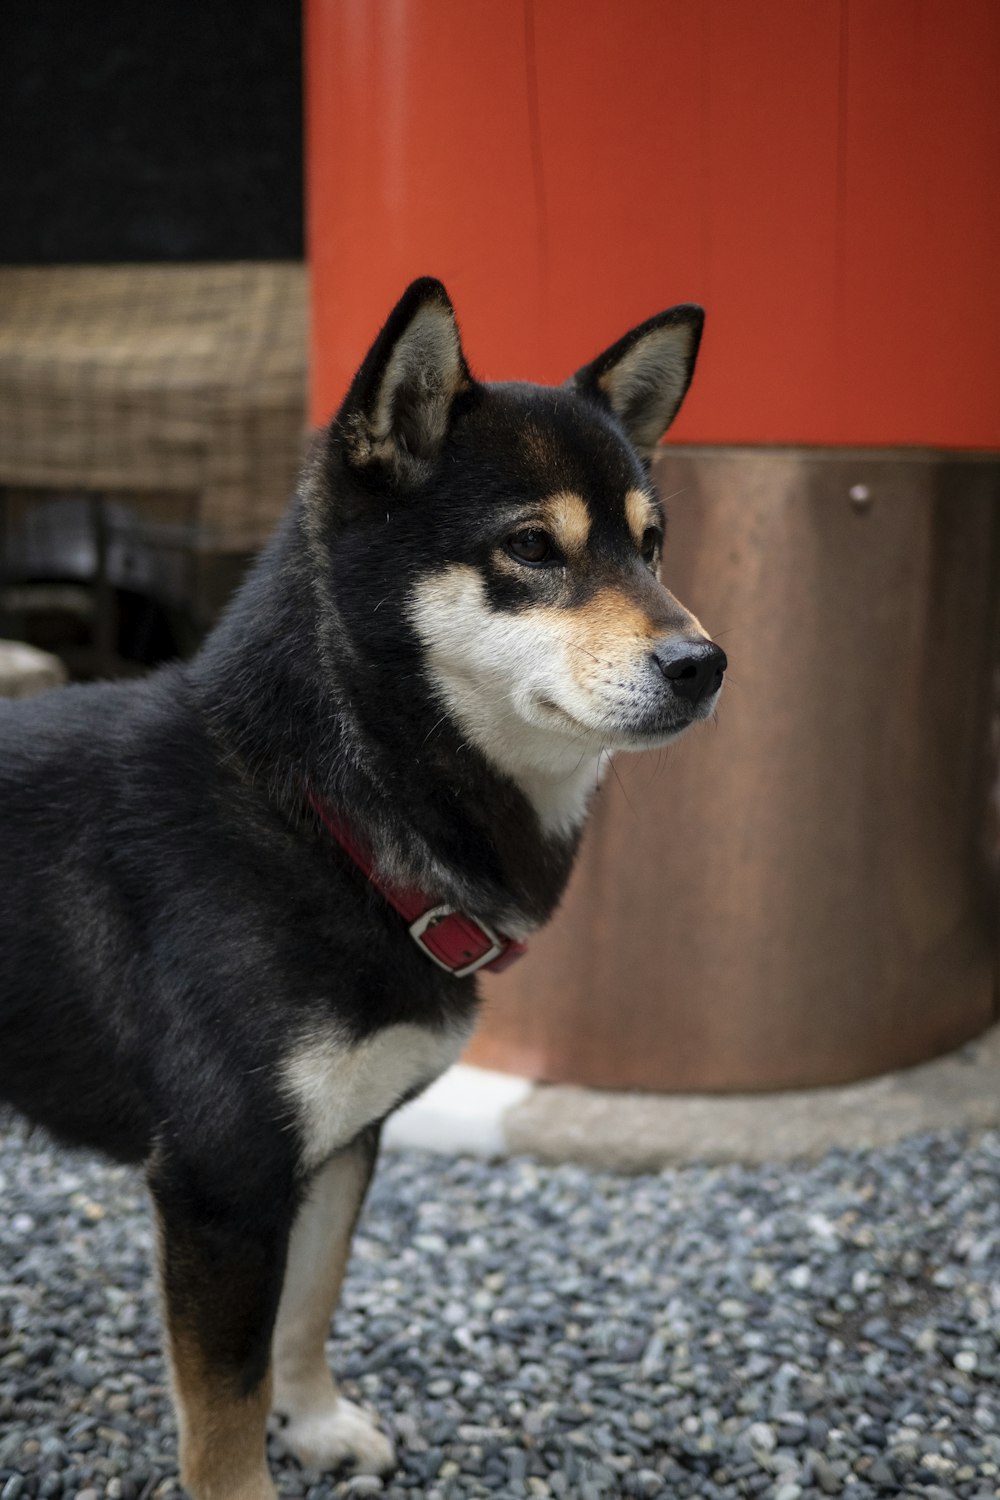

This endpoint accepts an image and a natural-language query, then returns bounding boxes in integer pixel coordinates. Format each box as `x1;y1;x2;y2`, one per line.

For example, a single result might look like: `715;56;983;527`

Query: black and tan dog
0;279;725;1498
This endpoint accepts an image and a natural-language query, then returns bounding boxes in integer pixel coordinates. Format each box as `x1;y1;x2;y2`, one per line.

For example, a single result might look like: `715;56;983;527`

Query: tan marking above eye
625;487;659;547
539;491;592;556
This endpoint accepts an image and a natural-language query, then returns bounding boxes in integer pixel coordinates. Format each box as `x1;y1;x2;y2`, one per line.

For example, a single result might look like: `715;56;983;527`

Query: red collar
307;792;528;978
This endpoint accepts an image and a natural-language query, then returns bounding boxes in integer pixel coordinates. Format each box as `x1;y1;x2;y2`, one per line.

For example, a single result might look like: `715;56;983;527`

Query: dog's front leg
150;1161;291;1500
271;1127;395;1475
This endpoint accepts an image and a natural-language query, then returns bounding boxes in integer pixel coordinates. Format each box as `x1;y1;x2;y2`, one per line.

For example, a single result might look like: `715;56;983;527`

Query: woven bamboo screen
0;263;308;553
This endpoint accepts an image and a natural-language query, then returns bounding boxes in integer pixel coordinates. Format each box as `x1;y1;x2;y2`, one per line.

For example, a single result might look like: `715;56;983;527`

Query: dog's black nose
654;640;727;704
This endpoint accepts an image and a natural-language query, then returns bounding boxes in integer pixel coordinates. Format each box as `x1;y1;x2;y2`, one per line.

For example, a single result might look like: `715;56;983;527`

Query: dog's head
316;279;724;826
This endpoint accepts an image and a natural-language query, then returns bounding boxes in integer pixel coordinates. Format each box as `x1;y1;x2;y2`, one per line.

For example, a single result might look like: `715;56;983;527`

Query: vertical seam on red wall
522;0;550;305
699;4;713;300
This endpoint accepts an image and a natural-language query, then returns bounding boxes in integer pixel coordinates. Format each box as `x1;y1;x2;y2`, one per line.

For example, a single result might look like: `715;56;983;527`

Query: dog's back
0;675;190;1155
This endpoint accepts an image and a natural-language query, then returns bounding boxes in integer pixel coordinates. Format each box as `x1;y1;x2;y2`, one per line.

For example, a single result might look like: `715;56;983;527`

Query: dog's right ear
334;278;472;487
569;304;704;451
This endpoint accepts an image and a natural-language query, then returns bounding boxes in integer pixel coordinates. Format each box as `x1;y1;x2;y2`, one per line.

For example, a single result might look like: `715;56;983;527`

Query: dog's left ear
569;304;704;450
335;277;472;486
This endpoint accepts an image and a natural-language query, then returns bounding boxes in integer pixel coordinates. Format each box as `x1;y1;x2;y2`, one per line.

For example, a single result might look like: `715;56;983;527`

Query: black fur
0;278;711;1493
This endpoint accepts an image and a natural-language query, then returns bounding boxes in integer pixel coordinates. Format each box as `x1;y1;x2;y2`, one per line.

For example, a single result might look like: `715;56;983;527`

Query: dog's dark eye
641;528;661;567
507;529;554;566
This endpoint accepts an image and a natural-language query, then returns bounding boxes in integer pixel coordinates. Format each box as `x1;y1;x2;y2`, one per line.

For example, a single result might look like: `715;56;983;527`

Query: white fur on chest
282;1019;473;1170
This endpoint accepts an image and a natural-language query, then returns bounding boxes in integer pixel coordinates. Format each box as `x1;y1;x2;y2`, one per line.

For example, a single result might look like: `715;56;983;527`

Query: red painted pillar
307;0;1000;448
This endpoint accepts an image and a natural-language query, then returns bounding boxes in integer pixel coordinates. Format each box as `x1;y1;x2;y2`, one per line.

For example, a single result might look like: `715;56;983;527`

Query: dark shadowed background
0;0;303;264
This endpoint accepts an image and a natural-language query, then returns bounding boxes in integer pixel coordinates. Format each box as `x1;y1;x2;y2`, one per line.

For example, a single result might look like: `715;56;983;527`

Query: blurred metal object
469;448;1000;1091
0;488;252;674
0;640;67;699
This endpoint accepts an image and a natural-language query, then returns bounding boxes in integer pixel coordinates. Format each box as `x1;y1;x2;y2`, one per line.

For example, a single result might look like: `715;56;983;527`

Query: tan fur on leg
272;1137;395;1474
168;1321;276;1500
152;1198;279;1500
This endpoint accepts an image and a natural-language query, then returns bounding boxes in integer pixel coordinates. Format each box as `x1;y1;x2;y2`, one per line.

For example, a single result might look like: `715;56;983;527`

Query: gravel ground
3;1129;1000;1500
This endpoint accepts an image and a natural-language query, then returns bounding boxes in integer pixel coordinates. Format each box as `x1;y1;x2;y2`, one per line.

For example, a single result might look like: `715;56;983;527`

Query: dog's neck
513;755;608;843
188;511;585;933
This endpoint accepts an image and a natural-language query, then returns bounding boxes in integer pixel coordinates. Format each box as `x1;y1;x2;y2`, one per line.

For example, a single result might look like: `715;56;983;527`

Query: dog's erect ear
335;278;472;485
569;305;704;450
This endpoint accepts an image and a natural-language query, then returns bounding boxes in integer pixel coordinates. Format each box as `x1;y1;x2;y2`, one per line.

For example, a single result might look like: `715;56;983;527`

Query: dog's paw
278;1396;396;1475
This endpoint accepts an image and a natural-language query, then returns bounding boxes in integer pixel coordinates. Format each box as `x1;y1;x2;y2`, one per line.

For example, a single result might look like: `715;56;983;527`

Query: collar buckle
409;904;506;978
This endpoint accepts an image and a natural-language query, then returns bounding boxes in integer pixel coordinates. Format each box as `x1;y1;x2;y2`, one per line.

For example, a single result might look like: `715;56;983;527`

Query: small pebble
748;1422;777;1453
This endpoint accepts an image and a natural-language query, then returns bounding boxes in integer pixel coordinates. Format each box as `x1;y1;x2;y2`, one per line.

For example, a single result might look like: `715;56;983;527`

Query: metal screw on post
849;483;872;512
